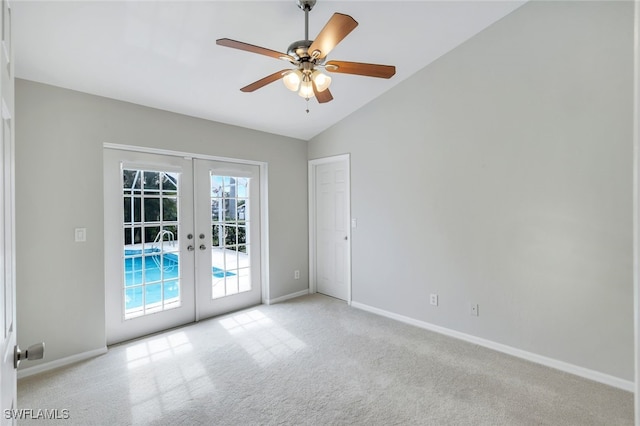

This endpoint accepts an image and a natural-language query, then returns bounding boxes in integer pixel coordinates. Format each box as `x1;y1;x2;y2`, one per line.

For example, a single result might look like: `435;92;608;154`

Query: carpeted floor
18;294;633;425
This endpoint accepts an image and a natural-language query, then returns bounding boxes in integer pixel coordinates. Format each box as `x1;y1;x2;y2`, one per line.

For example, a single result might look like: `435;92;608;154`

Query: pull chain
306;98;310;113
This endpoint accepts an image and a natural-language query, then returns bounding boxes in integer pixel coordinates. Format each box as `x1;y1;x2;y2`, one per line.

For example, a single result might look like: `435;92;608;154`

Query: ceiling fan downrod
297;0;316;41
286;0;317;63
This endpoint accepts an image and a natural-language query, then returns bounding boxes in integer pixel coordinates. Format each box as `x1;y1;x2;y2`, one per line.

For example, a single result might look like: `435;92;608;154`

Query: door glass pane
163;198;178;221
144;198;160;222
123;168;181;319
210;174;251;299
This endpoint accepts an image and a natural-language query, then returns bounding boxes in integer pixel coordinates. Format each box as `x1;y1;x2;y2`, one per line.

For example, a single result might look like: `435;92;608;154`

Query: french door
194;159;261;318
105;149;261;344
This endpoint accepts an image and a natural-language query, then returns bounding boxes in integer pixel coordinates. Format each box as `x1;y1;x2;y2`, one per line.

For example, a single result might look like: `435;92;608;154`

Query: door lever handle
187;245;195;252
199;244;206;251
14;342;45;368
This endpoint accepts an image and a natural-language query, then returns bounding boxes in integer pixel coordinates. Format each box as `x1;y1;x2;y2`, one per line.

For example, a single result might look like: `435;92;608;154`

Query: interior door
0;95;15;425
194;159;261;318
314;157;350;301
104;150;196;344
0;0;16;418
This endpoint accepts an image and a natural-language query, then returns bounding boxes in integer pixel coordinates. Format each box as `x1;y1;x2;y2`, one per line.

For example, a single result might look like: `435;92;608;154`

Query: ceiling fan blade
313;81;333;104
217;38;294;62
240;70;290;93
308;13;358;60
325;60;396;79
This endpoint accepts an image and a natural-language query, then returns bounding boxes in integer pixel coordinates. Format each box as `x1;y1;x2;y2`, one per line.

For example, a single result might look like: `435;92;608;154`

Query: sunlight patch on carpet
220;309;307;367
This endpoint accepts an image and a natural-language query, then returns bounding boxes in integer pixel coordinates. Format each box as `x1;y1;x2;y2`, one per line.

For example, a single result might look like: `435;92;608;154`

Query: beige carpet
18;294;633;425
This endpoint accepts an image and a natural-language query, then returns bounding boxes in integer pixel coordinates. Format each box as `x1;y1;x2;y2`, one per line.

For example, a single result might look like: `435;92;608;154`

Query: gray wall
15;79;309;366
309;1;634;380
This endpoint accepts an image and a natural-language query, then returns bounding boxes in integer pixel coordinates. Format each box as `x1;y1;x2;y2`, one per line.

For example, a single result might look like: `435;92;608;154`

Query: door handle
14;342;45;368
187;245;195;252
199;244;207;251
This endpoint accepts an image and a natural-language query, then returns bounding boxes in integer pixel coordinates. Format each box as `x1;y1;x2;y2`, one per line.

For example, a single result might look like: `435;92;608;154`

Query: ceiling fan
216;0;396;109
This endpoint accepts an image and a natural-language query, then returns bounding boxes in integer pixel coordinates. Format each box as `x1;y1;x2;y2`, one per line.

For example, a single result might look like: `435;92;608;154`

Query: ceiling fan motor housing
287;40;314;62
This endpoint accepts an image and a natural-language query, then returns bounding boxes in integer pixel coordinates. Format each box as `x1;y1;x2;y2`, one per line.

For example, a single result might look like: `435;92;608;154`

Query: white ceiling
13;1;526;141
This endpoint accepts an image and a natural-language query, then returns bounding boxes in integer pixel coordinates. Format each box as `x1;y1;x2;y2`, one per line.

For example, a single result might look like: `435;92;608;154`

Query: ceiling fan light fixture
298;80;315;99
283;69;303;91
312;71;332;92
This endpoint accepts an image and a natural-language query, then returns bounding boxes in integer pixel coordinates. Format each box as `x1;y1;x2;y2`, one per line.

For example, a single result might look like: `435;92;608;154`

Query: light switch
75;228;86;242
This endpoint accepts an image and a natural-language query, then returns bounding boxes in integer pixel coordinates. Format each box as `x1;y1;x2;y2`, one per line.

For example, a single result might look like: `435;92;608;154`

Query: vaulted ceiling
13;1;526;140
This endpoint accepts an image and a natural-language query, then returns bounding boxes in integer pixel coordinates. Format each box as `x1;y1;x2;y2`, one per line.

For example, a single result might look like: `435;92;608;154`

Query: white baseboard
266;289;309;305
17;347;108;380
351;301;634;392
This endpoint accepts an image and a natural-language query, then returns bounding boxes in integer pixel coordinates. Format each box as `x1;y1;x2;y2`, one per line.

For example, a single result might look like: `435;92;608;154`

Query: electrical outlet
470;303;479;316
430;294;438;306
74;228;86;242
294;270;300;280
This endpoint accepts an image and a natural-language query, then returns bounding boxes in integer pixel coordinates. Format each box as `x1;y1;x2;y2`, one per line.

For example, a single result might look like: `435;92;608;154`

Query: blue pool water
124;249;235;310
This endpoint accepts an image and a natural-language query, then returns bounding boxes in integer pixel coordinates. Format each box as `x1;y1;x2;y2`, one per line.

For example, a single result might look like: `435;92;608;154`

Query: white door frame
103;143;271;315
633;1;639;424
308;154;352;304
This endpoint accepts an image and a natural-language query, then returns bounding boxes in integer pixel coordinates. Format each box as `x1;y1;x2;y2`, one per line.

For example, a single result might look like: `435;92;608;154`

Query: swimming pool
124;249;235;310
